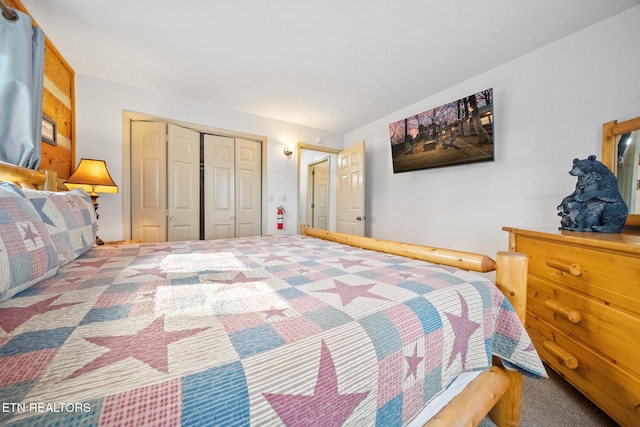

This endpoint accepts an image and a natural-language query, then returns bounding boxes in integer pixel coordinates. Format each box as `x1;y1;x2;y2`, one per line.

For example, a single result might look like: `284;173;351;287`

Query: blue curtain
0;8;45;169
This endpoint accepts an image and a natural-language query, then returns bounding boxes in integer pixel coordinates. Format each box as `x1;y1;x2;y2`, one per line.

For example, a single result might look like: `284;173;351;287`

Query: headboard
0;160;59;190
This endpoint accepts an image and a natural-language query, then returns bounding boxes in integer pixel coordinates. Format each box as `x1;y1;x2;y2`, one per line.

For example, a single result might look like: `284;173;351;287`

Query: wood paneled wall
5;0;75;179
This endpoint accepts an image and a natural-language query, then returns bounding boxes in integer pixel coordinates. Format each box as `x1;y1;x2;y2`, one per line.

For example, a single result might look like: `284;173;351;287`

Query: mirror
602;116;640;228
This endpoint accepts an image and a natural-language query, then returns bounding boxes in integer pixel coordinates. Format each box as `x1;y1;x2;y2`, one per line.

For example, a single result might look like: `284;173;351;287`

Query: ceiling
20;0;640;133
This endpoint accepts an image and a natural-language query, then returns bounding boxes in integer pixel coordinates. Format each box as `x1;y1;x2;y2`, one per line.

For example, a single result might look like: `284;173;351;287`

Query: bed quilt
0;234;545;426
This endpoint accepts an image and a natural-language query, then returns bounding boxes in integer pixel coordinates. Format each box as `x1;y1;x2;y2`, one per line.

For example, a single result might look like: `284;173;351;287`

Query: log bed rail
0;162;528;426
300;225;497;273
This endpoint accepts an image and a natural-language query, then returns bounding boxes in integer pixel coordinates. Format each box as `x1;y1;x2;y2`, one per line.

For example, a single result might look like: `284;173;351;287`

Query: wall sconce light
283;146;293;159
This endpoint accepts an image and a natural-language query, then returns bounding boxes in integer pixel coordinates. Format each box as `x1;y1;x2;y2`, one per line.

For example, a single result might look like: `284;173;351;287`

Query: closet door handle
543;340;579;369
546;258;584;276
544;299;582;323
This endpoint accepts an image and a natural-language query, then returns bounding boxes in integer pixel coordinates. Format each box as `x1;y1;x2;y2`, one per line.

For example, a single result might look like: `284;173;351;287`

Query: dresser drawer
527;275;640;377
527;314;640;426
517;235;640;316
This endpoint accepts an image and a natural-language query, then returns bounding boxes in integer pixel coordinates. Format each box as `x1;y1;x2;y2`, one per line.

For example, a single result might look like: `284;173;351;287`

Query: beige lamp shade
64;158;119;194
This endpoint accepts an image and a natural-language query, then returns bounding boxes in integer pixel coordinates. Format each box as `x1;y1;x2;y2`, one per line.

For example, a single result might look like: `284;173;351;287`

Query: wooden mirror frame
602;115;640;228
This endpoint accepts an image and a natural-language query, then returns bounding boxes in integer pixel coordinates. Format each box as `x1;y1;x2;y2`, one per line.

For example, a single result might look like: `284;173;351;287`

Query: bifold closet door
203;135;262;239
131;121;167;243
131;122;199;242
203;134;235;239
132;122;262;242
234;138;262;237
167;124;200;241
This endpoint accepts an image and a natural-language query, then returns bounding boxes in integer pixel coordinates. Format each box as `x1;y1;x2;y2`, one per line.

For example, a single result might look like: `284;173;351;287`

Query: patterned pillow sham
23;188;97;266
0;182;59;302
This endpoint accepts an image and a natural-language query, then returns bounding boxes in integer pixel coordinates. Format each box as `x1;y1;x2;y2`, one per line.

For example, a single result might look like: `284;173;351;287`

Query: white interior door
336;141;365;236
310;159;330;230
204;134;235;239
167;124;200;241
131;121;167;243
235;138;262;237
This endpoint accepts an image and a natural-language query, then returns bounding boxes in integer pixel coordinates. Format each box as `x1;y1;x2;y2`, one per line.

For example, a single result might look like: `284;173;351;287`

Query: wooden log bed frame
0;160;529;427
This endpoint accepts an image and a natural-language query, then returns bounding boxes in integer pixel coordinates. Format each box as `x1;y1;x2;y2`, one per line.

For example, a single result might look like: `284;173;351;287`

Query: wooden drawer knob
546;258;584;276
544;299;582;323
543;340;579;369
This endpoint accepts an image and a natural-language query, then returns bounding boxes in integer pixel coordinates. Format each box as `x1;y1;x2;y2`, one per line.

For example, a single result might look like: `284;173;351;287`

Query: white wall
74;77;343;241
345;5;640;257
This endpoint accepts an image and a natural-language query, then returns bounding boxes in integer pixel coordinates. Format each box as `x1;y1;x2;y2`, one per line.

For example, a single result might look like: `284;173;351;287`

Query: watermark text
2;402;91;413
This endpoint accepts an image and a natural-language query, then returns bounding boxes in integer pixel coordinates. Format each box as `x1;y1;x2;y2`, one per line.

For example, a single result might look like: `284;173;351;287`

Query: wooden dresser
503;227;640;426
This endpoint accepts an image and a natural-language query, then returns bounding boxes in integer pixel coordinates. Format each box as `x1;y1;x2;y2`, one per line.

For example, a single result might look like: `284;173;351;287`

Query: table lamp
64;158;118;245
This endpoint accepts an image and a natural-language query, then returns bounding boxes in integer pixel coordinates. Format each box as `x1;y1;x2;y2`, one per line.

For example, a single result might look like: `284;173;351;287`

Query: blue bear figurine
557;155;628;233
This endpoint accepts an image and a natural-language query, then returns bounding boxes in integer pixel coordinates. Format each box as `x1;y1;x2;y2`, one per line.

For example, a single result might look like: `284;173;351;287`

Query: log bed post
489;251;528;427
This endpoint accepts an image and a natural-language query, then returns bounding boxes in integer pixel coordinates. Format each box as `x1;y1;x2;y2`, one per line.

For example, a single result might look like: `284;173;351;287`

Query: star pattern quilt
0;234;545;426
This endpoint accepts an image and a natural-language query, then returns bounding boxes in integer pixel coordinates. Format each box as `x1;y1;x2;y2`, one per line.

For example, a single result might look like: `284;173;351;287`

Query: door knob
356;216;362;221
169;216;175;221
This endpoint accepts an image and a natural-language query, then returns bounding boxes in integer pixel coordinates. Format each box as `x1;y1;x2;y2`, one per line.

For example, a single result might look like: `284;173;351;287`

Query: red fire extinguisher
277;206;285;230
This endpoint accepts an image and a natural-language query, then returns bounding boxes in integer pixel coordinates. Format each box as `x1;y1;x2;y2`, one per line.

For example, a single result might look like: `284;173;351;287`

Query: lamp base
89;192;104;246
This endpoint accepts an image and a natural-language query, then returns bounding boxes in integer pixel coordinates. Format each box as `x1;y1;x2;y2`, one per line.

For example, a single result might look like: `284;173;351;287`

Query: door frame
122;110;268;240
296;142;341;233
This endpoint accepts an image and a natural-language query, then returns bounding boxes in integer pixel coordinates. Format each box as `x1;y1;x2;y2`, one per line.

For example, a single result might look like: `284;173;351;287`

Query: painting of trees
389;88;494;173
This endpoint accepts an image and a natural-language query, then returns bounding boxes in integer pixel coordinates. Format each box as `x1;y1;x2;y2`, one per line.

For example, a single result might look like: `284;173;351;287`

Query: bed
0;160;546;427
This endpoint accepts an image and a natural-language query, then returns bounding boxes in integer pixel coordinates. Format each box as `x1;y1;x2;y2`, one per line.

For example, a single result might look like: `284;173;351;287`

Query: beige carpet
481;366;619;426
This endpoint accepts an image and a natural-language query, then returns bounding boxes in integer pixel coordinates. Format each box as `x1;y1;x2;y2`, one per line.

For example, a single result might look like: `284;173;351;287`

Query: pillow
0;182;59;302
23;188;97;266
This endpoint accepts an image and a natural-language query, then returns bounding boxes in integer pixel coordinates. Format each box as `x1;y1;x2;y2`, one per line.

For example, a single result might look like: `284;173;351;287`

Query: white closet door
336;141;365;236
131;121;263;242
203;134;236;239
311;159;330;230
167;124;200;241
235;138;262;237
131;121;167;243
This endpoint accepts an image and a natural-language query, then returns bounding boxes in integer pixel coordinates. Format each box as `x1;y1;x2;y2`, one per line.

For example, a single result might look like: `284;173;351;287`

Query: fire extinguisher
277;206;285;230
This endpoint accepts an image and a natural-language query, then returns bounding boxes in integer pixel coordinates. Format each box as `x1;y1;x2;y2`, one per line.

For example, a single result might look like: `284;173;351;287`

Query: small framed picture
41;114;57;146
